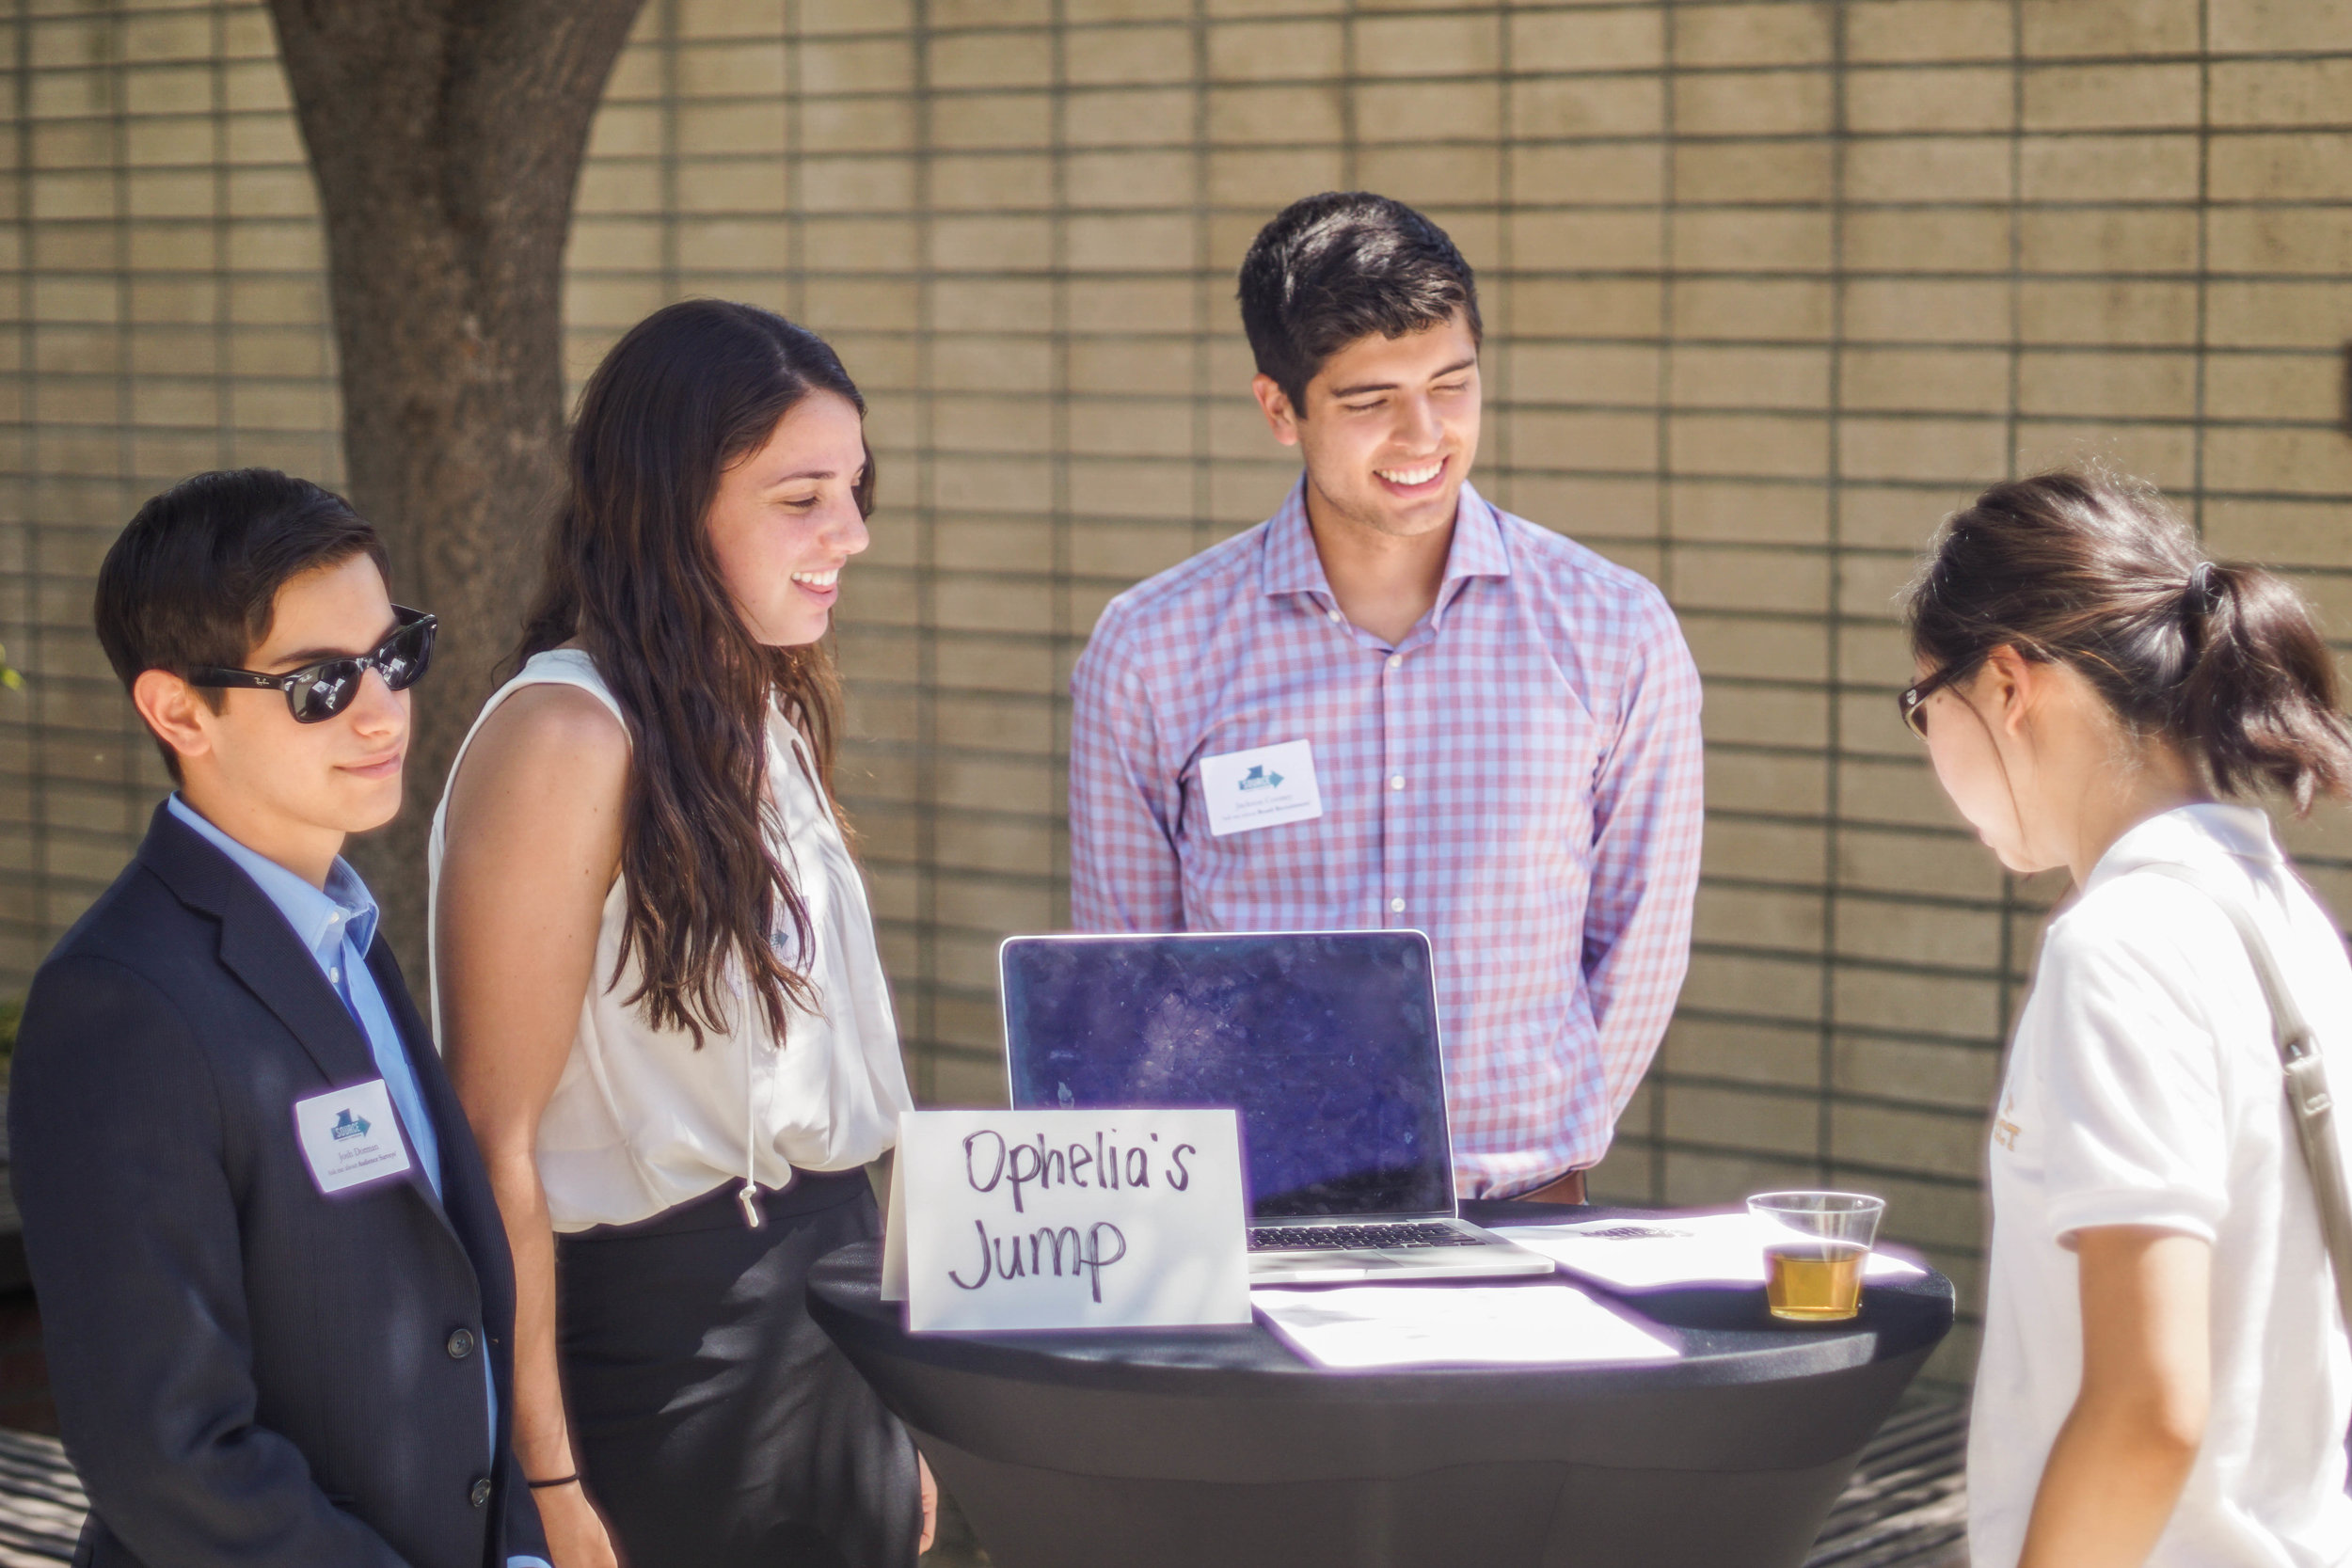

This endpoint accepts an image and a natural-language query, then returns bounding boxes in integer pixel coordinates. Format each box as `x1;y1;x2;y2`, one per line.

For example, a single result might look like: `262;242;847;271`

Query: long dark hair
1907;467;2352;812
516;299;875;1044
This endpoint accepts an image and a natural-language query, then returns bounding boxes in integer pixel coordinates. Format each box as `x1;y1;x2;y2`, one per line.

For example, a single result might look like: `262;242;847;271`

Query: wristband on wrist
526;1473;581;1490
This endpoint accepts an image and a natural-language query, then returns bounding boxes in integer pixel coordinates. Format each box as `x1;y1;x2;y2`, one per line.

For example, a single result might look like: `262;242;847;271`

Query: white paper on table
1494;1210;1927;1292
1251;1282;1680;1370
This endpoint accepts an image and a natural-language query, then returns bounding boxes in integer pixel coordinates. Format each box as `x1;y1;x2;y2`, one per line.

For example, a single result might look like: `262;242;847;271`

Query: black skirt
555;1169;921;1568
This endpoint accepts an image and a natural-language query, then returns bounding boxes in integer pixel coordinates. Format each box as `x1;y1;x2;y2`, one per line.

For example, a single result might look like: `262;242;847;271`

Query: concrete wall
8;0;2352;1381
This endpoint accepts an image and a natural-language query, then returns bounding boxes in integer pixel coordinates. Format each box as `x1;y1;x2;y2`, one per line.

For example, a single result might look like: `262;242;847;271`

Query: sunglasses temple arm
185;669;285;692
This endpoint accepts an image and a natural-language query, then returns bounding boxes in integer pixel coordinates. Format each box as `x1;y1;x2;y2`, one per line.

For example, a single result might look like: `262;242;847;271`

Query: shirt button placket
1382;649;1405;926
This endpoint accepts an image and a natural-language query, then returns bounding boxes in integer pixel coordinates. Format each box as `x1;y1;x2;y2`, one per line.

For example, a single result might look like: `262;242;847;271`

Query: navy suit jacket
8;803;548;1568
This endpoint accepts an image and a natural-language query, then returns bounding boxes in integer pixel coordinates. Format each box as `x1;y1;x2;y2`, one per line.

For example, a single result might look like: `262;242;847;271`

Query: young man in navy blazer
9;470;551;1568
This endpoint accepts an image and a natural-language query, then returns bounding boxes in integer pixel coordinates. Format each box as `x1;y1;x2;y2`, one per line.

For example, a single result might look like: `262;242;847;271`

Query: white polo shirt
1970;804;2352;1568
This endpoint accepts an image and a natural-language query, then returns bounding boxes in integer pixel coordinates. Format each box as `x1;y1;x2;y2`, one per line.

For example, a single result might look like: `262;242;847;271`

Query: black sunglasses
186;607;437;724
1897;658;1977;741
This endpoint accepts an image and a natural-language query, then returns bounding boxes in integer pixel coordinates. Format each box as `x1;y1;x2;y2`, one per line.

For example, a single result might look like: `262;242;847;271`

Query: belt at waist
561;1166;872;1242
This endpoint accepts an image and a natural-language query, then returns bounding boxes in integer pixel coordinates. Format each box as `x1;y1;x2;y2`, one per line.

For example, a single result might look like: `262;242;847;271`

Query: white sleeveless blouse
427;648;912;1232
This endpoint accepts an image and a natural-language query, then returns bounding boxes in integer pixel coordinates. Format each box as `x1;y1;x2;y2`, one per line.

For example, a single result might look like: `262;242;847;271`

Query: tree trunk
264;0;645;957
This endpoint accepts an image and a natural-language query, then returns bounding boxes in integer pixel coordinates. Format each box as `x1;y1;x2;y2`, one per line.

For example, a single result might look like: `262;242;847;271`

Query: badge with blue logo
292;1079;412;1196
1199;739;1323;837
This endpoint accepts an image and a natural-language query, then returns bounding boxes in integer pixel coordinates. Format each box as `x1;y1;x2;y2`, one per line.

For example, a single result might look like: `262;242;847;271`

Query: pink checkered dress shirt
1069;480;1704;1197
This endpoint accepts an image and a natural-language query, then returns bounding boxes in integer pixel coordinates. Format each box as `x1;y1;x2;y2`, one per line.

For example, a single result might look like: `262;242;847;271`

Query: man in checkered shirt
1068;193;1704;1204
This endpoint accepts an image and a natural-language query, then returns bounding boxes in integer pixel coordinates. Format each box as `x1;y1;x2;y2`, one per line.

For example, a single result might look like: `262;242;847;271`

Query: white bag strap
2139;863;2352;1338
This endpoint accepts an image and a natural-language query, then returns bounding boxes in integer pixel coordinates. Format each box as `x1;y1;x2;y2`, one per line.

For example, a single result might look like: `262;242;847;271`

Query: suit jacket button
469;1477;493;1509
446;1327;476;1360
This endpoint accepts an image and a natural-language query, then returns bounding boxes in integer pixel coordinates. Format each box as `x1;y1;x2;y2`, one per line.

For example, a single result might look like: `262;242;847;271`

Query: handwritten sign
882;1108;1250;1333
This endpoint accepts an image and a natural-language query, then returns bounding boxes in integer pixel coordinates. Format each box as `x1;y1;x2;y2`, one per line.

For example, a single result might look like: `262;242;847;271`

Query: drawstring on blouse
739;1035;764;1229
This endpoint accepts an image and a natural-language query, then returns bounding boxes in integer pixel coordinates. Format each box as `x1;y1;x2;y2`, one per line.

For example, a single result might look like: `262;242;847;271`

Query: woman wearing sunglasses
427;301;925;1568
1903;468;2352;1568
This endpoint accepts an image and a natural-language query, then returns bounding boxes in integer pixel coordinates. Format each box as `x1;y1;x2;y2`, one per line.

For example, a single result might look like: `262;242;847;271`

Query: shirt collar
166;794;378;970
2081;801;2281;896
1258;477;1514;605
1259;479;1330;599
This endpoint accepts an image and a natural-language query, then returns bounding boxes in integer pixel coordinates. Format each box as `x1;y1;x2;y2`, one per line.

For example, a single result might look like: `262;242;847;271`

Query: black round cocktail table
810;1200;1954;1568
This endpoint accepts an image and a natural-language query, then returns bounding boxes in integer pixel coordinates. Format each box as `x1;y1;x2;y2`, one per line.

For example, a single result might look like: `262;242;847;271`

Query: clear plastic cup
1747;1192;1886;1322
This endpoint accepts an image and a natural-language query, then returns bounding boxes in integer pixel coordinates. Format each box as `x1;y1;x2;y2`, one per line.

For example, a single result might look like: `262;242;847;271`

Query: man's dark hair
94;468;384;780
1237;191;1482;410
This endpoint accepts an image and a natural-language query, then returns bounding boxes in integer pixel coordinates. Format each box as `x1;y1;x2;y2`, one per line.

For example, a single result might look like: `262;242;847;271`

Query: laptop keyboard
1249;1222;1484;1252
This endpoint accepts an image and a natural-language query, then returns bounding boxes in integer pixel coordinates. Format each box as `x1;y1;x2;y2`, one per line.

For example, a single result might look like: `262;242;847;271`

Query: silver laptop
1000;930;1551;1286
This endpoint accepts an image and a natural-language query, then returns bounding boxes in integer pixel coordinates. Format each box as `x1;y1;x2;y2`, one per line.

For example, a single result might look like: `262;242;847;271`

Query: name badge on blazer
1199;739;1324;837
292;1079;414;1196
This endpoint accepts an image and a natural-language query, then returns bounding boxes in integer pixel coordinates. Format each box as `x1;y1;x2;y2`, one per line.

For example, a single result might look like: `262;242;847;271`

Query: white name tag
1199;739;1323;837
292;1080;414;1196
882;1108;1250;1333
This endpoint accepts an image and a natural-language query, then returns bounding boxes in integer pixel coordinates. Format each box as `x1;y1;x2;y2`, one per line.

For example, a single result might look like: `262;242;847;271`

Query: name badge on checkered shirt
1199;740;1324;837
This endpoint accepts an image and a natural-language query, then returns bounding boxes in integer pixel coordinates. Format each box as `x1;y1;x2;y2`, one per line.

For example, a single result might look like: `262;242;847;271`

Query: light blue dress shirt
167;798;552;1568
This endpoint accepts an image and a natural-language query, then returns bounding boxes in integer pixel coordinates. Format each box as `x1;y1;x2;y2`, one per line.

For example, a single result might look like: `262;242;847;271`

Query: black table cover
808;1200;1956;1568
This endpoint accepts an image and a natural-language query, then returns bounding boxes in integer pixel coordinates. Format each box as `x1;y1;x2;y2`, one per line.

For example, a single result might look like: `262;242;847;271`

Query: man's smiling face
1254;308;1482;543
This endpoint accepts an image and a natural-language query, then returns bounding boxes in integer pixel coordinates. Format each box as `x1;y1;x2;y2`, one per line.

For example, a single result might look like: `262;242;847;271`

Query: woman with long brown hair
1903;468;2352;1568
430;300;927;1567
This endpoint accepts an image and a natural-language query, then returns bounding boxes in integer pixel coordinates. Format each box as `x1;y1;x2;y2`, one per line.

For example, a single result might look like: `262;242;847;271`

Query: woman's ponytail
2175;559;2352;811
1907;467;2352;814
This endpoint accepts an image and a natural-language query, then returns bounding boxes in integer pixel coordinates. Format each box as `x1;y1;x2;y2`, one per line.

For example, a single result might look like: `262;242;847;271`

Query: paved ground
0;1430;80;1566
1802;1400;1969;1568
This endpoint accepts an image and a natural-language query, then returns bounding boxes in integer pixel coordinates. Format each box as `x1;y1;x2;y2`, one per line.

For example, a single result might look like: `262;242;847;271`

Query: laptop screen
1000;931;1455;1220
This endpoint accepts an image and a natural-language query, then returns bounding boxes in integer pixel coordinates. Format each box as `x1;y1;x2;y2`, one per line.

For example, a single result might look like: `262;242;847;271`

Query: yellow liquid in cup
1764;1241;1867;1321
